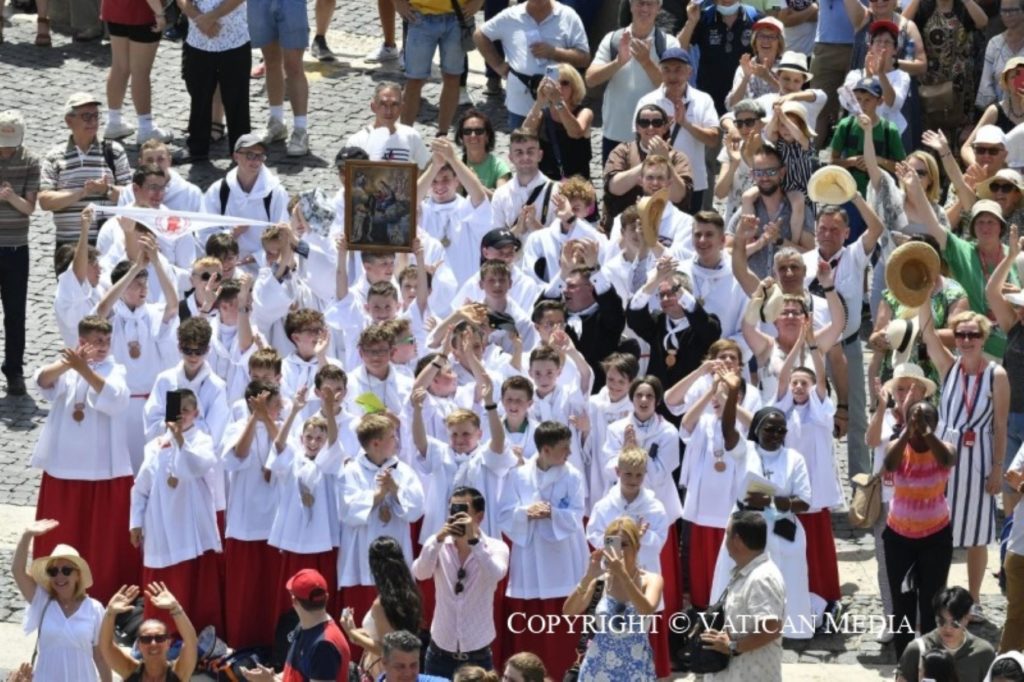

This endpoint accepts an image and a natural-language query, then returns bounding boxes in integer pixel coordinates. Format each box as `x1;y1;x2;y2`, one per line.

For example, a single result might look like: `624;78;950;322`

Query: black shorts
106;21;162;43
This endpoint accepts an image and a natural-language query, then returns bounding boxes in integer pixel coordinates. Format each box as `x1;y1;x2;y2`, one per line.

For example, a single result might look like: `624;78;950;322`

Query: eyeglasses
954;331;983;340
1001;6;1023;13
239;151;266;161
658;286;681;299
181;346;209;356
735;117;759;128
935;616;963;629
138;634;170;644
455;567;467;595
989;182;1019;193
397;335;415;345
752;167;781;178
973;145;1003;156
46;566;76;577
71;112;100;122
141;183;167;193
637;118;666;128
461;127;486;137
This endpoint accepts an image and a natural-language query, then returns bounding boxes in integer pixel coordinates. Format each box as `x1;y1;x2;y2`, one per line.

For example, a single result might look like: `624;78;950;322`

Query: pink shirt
887;445;951;539
411;532;509;652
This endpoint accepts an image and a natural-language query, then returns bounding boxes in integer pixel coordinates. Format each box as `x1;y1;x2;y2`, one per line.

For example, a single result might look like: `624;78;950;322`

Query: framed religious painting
343;160;418;253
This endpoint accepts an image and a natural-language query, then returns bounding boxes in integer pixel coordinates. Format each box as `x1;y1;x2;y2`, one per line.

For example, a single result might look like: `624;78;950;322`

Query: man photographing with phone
411;487;509;678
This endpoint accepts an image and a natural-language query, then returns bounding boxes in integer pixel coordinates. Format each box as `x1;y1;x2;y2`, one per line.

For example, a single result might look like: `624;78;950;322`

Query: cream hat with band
0;110;25;147
883;362;937;399
29;544;94;592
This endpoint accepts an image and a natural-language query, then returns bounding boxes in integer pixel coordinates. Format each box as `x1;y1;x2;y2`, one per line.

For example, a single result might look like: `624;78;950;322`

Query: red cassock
688;522;726;610
223;539;284;649
276;549;340;620
142;551;223;635
799;509;841;602
35;474;141;605
502;596;580;681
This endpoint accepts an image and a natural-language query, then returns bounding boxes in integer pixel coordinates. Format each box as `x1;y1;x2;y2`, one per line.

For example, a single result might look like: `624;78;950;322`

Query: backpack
608;27;668;62
219;180;273;218
101;140;119;178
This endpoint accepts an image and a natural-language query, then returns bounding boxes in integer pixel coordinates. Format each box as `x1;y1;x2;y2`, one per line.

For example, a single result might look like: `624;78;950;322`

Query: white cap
0;110;25;147
975;124;1008;148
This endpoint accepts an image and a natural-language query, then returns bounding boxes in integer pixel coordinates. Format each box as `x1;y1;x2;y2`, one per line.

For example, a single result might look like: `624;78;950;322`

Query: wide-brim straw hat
29;544;93;592
885;241;940;309
884;318;919;366
808;165;857;205
884;362;937;398
637;189;669;248
976;169;1024;200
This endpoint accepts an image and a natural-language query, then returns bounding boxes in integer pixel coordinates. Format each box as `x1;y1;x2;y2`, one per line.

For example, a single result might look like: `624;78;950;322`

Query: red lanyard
960;364;984;423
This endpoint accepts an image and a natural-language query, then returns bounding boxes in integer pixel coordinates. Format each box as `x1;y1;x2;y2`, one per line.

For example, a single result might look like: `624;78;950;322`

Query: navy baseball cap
852;77;882;98
660;47;692;65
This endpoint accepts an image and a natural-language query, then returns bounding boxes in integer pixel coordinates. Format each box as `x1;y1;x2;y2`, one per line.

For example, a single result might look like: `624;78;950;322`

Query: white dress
23;589;105;681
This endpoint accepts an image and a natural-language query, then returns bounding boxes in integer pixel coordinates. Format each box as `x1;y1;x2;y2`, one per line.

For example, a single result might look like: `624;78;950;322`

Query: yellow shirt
412;0;460;15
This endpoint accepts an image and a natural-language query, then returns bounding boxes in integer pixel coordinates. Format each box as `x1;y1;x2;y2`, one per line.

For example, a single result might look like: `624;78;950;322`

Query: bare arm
987;226;1020;334
95;261;144;319
474;30;510;77
73;208;94;284
665;361;714;411
918;304;955;378
681;381;715;433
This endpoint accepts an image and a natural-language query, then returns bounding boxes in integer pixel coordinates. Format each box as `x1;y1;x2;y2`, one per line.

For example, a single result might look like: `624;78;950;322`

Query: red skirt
223;539;283;649
799;509;841;602
650;615;671;678
660;524;683;616
688;523;726;610
142;551;223;635
276;548;339;621
490;534;513;670
502;597;578;681
35;474;141;605
410;519;436;630
338;584;379;663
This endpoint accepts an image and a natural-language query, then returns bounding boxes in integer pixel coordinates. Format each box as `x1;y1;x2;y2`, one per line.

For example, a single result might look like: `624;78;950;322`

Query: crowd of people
13;0;1024;679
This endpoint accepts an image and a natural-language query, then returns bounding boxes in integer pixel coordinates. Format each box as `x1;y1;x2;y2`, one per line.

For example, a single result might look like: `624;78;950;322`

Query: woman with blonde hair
11;519;110;681
523;64;593;181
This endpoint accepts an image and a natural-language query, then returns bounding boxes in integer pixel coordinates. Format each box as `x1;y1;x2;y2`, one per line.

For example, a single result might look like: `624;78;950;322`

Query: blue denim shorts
404;12;465;79
247;0;309;50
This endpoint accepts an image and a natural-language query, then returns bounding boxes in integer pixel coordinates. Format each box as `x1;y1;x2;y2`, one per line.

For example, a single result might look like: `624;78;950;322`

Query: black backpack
218;180;273;219
608;27;667;61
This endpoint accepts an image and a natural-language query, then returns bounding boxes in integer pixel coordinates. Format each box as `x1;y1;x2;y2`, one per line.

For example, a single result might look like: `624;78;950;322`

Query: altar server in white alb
267;387;344;620
339;413;425;629
130;387;223;635
581;353;639;508
498;420;588;678
31;314;138;605
54;209;104;347
93;240;180;473
219;379;288;649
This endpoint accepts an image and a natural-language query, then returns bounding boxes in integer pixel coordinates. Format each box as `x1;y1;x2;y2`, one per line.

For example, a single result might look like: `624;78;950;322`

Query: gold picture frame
344;160;418;253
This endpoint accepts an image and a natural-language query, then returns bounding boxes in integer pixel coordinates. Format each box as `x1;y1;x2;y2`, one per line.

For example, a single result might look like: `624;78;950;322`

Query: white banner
88;204;278;240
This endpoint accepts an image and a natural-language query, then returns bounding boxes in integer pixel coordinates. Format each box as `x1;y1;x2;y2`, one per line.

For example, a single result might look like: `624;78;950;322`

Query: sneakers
875;627;894;644
484;76;503;97
969;603;987;623
365;43;400;62
311;35;336;62
103;120;135;140
260;117;288;145
286;128;309;157
458;87;474;107
138;126;172;144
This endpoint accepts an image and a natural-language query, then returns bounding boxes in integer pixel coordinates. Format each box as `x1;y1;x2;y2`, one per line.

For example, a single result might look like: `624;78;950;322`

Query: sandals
210;122;226;142
35;17;51;47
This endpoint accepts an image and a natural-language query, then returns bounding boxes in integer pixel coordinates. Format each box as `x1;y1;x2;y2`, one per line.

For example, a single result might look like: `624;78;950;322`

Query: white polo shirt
802;238;870;341
634;85;720;192
480;2;589;117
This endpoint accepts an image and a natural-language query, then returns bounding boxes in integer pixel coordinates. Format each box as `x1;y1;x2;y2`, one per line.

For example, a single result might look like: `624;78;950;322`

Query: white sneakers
365;43;399;62
103;121;135;140
260;117;288;146
287;128;309;157
138;126;172;144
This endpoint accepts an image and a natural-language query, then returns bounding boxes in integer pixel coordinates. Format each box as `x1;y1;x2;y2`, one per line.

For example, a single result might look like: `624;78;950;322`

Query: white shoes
365;43;400;62
459;87;474;107
260;117;288;146
103;120;135;140
138;126;172;144
287;128;309;157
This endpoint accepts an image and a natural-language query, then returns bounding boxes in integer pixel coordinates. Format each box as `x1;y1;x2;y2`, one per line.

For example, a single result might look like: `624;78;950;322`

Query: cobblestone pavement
0;1;1009;676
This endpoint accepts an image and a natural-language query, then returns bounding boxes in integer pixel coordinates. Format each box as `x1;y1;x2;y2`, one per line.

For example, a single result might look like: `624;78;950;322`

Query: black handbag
449;0;476;52
674;589;732;674
563;579;604;682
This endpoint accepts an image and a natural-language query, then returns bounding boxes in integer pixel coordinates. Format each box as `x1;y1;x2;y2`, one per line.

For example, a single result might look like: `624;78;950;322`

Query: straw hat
884;318;919;366
1002;56;1024;81
885;241;940;309
976;169;1024;200
807;165;856;205
780;101;815;137
777;51;811;79
637;189;669;248
883;362;937;398
29;544;93;592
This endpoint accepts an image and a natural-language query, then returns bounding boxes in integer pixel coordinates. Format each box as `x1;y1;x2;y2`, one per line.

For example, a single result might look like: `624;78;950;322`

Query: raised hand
920;129;950;156
293;385;309;412
816;260;834;289
106;584;140;614
145;581;181;612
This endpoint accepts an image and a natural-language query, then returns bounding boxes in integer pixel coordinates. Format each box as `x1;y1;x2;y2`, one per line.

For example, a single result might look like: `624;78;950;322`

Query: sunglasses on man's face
752;167;781;178
735;117;759;128
989;182;1019;194
637;118;666;128
935;616;963;629
181;346;209;357
138;634;170;644
973;145;1003;156
46;566;76;577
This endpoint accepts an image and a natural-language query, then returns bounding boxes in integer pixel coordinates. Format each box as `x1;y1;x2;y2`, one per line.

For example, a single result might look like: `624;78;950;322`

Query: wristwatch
728;640;740;657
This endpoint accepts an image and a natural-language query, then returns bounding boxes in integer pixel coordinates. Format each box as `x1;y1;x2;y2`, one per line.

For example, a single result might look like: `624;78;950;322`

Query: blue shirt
815;0;856;44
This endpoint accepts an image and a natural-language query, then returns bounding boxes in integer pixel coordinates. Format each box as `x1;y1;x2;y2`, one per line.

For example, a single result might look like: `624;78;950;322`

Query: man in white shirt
474;0;590;129
345;82;431;169
490;129;559;231
635;48;720;209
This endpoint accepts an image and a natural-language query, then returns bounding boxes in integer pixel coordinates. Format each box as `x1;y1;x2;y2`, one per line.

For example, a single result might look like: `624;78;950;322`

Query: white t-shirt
346;124;431;169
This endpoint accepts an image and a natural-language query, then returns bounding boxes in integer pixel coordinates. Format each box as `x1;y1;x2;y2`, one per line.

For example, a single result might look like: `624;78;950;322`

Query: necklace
1008;96;1024;122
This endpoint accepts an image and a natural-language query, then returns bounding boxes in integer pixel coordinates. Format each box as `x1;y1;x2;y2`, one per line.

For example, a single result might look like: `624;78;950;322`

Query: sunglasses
955;331;983;340
935;616;963;629
657;286;682;299
752;167;781;178
973;145;1003;156
461;127;486;137
1002;6;1023;13
455;567;467;595
989;182;1019;193
138;634;170;644
46;566;76;577
637;118;666;128
181;346;209;356
761;425;788;435
239;151;266;161
735;117;759;128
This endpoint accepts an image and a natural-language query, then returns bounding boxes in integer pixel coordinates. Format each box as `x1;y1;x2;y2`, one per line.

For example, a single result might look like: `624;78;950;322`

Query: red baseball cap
286;569;329;603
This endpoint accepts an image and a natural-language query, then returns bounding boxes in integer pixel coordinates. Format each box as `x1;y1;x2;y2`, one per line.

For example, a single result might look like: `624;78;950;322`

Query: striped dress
938;358;998;548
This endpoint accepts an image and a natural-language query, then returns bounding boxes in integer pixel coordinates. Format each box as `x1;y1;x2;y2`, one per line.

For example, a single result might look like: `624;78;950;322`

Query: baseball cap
234;133;267;153
64;92;102;116
868;19;900;39
286;568;329;603
482;228;521;251
752;17;784;35
0;110;25;147
659;47;691;65
852;77;883;98
975;124;1008;148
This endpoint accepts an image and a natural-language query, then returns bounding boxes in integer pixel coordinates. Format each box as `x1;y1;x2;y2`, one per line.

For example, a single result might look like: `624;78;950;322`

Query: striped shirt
0;147;41;247
39;135;132;244
887;444;951;539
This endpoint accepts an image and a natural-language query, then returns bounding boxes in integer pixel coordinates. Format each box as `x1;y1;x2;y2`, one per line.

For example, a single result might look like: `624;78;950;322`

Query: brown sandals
35;17;51;47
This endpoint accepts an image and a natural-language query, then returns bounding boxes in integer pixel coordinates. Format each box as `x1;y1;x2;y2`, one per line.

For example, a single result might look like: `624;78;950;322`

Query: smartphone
165;390;182;423
450;502;470;516
545;64;560;81
605;535;623;554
